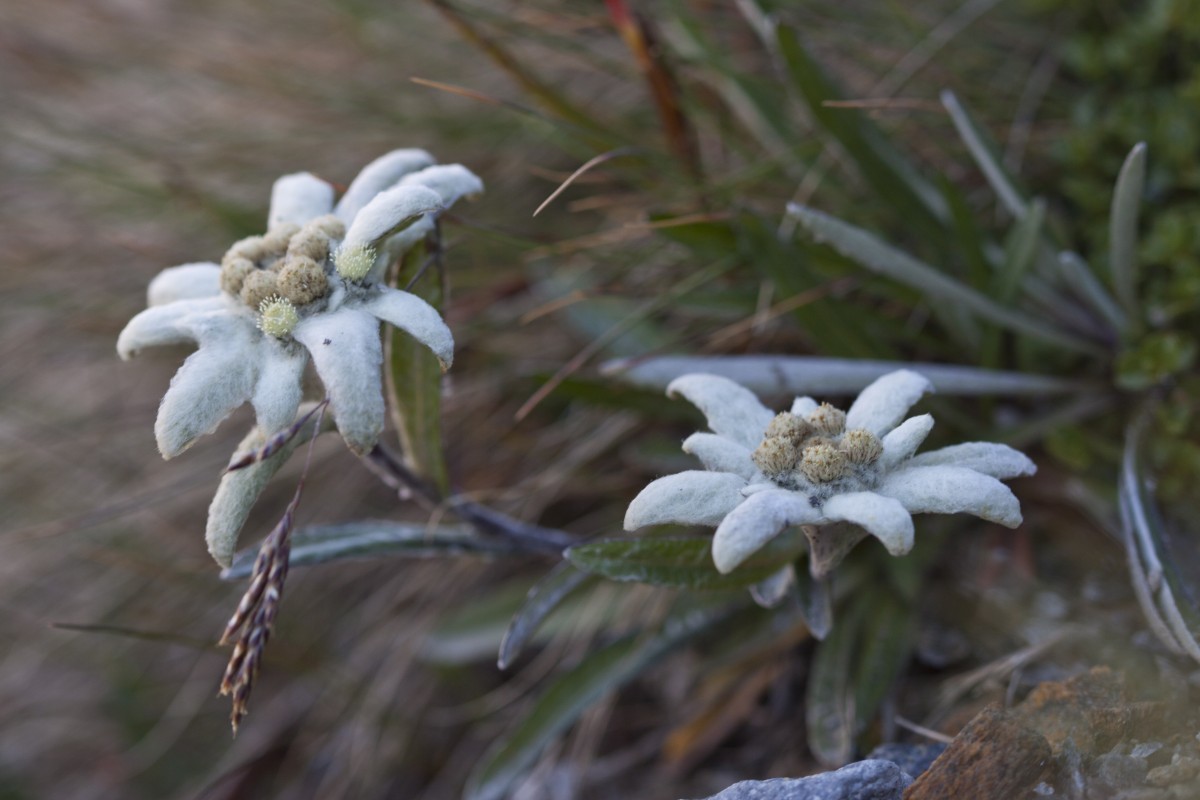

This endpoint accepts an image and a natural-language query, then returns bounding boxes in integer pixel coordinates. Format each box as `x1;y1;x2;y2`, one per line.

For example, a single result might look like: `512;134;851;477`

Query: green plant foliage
565;531;805;591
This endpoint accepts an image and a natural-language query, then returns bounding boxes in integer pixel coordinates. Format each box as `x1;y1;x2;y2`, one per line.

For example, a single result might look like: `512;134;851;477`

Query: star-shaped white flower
117;150;482;457
624;370;1036;574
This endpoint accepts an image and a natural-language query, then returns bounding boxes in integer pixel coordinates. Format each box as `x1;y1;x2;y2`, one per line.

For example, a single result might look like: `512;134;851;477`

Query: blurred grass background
2;1;1195;797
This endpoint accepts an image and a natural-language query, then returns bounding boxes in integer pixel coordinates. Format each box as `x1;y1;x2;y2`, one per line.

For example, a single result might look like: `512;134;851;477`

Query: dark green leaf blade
465;604;728;800
221;521;516;580
498;564;594;670
565;533;805;591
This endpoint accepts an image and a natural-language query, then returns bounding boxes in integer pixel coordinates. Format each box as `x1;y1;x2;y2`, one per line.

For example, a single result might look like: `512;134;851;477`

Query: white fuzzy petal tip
681;433;756;480
154;343;258;459
880;465;1024;528
623;471;747;530
341;184;444;254
821;492;915;555
292;308;384;455
666;373;776;449
335;149;437;223
879;414;935;470
269;172;335;230
116;297;225;360
147;263;221;306
711;489;821;573
363;288;455;370
906;442;1036;479
790;396;819;416
399;164;485;206
845;369;933;437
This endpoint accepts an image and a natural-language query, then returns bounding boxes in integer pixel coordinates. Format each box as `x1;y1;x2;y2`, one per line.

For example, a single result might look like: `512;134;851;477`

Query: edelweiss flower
117;150;482;457
624;370;1036;575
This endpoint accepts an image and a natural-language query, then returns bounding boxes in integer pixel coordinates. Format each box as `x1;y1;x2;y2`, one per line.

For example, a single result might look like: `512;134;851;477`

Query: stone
690;760;913;800
1089;752;1148;791
865;743;947;779
902;706;1050;800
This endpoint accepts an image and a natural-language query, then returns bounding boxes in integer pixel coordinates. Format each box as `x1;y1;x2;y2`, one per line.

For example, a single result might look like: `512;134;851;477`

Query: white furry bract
117;149;482;464
625;370;1035;574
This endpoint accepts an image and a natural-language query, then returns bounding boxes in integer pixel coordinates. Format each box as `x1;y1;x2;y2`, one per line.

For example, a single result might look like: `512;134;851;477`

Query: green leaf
852;593;915;734
1057;251;1129;335
386;236;449;493
1109;142;1147;318
941;90;1028;219
220;521;518;580
787;203;1104;355
775;24;947;235
995;198;1046;304
805;598;860;767
498;564;594;670
465;604;728;800
565;533;805;591
1115;332;1198;390
806;583;914;766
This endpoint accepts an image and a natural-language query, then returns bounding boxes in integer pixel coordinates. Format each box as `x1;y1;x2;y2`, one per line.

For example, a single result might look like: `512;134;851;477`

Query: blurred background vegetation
3;0;1198;797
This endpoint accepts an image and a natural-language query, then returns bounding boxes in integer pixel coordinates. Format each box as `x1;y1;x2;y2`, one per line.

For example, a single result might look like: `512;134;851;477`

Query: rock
1146;756;1200;788
902;706;1051;800
865;743;947;779
1089;752;1148;791
1130;742;1165;761
690;760;913;800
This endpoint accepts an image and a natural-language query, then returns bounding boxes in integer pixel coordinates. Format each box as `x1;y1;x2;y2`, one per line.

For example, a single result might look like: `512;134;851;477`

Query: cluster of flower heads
118;149;482;460
624;370;1036;576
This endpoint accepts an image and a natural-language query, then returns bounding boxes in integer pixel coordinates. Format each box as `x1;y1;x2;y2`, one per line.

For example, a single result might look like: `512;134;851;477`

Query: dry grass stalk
225;399;329;473
217;402;325;734
217;492;295;734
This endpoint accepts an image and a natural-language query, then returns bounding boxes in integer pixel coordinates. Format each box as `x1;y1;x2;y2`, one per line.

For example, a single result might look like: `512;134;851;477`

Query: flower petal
821;491;914;555
206;411;321;568
341;184;444;253
879;465;1023;527
116;296;227;359
681;433;756;480
155;327;260;458
750;564;796;609
712;489;822;573
624;471;747;530
666;374;775;449
360;286;454;370
791;396;818;416
906;442;1037;479
400;164;484;206
147;263;220;306
251;342;307;435
844;369;933;436
384;165;487;255
269;172;335;230
335;149;436;224
292;308;383;454
878;413;934;470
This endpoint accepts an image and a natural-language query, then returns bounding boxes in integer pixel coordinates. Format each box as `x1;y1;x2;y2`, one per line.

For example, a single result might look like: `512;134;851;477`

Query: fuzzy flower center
751;405;882;495
334;244;376;282
219;215;347;314
257;295;300;338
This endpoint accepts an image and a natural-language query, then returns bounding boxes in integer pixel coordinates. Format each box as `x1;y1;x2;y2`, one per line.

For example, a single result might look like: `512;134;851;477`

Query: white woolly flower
117;149;484;458
624;370;1036;575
